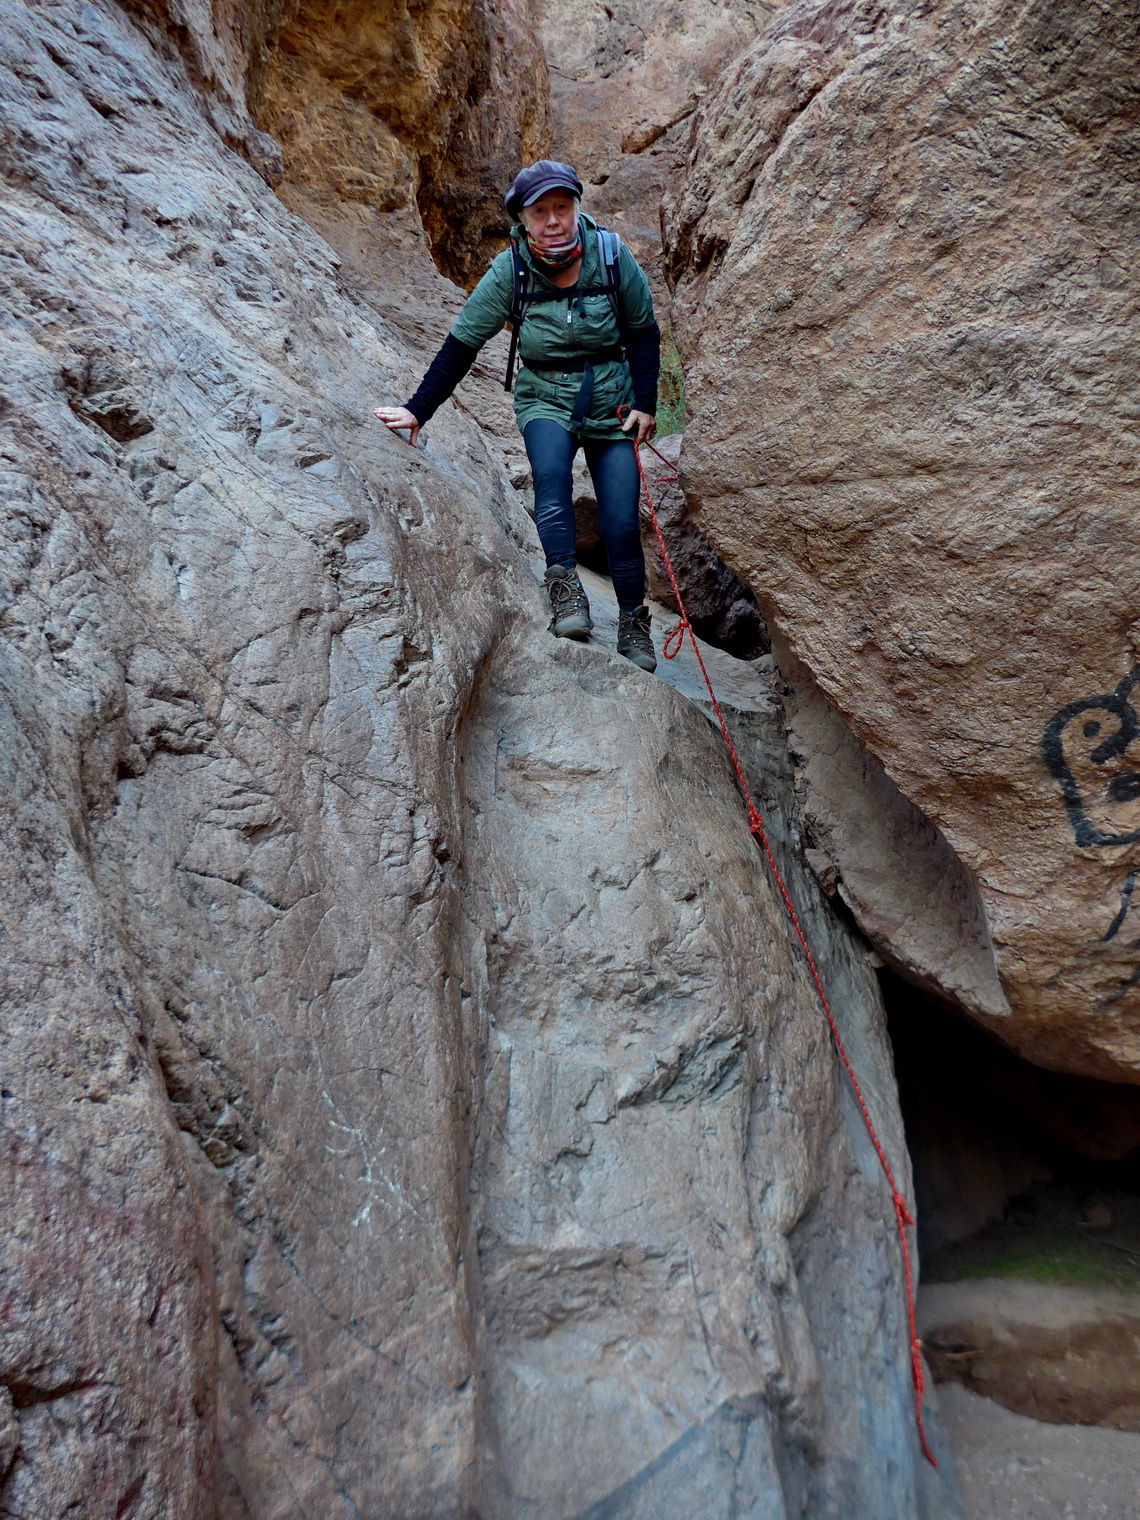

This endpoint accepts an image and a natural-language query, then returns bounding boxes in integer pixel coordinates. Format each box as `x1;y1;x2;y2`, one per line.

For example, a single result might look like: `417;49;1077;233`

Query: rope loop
663;620;689;659
621;409;937;1470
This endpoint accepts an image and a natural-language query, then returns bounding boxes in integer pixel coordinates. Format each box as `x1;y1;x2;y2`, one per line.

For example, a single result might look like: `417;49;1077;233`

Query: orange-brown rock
664;0;1140;1081
253;0;551;286
121;0;552;287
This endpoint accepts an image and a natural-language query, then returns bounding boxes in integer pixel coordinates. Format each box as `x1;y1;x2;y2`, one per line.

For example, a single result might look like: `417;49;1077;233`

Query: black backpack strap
504;240;530;391
595;227;623;332
504;228;626;392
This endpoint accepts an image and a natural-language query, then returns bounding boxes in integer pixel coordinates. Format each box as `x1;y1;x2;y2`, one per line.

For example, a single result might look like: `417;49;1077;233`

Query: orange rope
625;413;936;1467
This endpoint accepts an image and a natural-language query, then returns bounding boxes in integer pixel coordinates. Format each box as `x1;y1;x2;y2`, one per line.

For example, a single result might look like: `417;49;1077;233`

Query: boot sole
551;619;593;639
620;650;657;672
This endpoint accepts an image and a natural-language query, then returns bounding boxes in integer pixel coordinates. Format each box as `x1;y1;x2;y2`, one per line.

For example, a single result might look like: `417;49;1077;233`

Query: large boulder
0;2;964;1515
664;0;1140;1081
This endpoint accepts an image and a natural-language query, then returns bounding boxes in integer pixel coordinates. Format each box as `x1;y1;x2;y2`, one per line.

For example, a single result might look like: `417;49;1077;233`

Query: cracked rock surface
2;0;961;1515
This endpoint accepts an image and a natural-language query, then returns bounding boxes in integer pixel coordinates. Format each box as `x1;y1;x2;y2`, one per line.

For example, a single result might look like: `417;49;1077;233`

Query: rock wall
252;0;551;287
664;0;1140;1082
0;1;961;1515
534;0;775;300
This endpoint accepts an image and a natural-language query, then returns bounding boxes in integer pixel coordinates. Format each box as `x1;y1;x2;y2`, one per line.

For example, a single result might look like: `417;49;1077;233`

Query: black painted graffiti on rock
1044;668;1140;1006
1102;871;1137;943
1042;666;1140;848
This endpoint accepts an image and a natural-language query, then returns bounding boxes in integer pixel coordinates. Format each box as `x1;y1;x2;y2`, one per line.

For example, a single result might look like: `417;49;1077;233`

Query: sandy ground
939;1385;1140;1519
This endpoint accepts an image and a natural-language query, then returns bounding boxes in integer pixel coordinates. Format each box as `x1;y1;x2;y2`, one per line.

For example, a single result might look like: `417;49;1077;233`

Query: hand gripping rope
619;407;936;1468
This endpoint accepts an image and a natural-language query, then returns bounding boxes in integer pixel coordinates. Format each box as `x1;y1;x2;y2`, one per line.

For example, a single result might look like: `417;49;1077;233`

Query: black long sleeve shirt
405;323;662;426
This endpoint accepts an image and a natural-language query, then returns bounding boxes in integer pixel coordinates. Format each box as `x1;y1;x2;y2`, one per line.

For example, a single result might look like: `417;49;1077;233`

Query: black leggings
522;418;646;613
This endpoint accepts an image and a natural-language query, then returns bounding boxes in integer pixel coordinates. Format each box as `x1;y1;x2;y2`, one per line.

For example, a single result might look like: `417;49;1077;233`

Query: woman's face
520;192;579;246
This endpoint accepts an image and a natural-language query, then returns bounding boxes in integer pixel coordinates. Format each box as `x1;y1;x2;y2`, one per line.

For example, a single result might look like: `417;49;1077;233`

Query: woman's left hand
620;409;656;446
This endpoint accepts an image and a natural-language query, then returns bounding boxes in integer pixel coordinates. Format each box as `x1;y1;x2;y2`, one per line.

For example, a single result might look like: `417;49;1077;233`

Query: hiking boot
543;564;593;639
617;605;657;673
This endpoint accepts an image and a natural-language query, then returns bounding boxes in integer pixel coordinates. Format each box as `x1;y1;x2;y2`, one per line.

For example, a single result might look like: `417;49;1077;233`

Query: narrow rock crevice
11;0;1136;1512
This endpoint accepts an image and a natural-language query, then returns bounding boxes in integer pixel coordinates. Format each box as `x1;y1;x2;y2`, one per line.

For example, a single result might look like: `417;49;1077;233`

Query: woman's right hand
373;406;420;447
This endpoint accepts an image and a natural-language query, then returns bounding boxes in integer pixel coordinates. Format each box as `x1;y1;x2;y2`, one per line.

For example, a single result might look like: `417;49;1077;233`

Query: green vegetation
657;330;686;436
933;1242;1139;1291
924;1182;1140;1294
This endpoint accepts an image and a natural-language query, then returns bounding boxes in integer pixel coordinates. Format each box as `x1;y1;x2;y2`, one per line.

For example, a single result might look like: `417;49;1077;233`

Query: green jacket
451;213;657;441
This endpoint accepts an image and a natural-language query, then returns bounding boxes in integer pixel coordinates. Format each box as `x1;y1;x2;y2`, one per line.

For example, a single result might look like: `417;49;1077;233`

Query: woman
375;160;661;673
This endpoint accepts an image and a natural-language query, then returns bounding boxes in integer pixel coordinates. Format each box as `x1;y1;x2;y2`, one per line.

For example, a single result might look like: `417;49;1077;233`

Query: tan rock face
0;1;962;1514
534;0;775;299
664;0;1140;1081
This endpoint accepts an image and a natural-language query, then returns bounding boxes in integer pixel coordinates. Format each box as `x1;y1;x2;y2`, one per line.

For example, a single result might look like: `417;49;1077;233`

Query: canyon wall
533;0;776;299
250;0;551;286
0;1;960;1515
664;0;1140;1082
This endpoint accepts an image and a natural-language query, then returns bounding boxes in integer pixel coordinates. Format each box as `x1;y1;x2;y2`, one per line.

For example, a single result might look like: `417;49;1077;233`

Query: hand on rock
374;406;420;447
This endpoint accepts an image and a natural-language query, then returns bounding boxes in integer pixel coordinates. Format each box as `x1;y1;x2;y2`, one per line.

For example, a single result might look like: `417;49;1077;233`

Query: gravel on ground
939;1384;1140;1519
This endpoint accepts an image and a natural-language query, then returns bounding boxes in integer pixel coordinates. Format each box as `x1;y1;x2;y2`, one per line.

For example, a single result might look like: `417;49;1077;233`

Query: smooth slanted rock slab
664;0;1140;1081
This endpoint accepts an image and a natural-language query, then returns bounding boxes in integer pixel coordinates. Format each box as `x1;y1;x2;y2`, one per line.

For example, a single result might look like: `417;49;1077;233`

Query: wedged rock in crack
1;0;960;1514
663;0;1140;1082
460;585;962;1518
772;634;1009;1023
